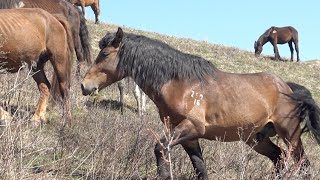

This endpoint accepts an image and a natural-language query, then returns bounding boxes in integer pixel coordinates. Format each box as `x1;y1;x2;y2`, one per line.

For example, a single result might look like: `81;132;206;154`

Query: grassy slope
0;21;319;179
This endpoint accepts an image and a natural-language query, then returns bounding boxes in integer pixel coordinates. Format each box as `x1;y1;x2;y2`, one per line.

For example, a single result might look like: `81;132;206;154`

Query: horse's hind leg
288;41;294;61
293;39;300;62
49;54;71;126
72;26;85;77
91;3;100;24
181;140;208;180
247;137;283;173
275;120;310;169
31;61;50;126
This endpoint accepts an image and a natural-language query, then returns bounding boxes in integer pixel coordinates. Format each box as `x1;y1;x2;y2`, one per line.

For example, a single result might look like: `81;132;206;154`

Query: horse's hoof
31;115;47;128
31;120;42;128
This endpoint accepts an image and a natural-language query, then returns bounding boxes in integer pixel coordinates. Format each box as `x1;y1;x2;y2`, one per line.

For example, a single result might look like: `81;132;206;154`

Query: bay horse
67;0;100;24
0;8;73;126
81;27;320;179
254;26;300;62
0;0;92;75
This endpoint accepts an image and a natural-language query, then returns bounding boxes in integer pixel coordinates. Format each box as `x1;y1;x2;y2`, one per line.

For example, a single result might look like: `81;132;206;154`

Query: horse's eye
102;51;109;57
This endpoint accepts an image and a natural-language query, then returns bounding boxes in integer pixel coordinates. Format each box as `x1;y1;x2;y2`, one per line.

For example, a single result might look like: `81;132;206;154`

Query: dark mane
257;26;274;44
99;32;217;92
0;0;22;8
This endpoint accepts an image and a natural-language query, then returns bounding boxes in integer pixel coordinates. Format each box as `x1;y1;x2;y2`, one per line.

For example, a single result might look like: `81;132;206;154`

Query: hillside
0;21;319;179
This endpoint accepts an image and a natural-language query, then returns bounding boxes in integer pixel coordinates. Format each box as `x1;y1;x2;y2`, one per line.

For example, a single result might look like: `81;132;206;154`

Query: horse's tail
287;82;320;143
78;9;92;64
51;15;74;101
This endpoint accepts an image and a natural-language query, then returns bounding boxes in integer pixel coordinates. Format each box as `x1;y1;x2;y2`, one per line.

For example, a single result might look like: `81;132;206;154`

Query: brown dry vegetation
0;21;319;179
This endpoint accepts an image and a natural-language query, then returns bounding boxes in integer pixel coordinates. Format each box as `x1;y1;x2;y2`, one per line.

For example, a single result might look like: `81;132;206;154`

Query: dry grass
0;21;319;179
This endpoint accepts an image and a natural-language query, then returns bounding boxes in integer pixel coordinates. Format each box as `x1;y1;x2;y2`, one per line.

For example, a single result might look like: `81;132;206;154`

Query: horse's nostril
81;83;90;96
81;84;85;92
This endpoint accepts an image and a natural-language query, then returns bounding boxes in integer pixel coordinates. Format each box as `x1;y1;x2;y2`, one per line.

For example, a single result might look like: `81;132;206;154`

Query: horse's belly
0;60;25;73
203;124;261;142
0;47;44;73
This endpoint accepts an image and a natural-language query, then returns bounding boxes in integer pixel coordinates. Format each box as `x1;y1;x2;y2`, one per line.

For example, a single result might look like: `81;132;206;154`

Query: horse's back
0;8;64;71
70;0;96;6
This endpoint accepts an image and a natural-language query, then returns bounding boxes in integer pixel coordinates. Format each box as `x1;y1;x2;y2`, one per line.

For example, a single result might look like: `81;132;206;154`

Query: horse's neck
258;35;269;46
258;28;274;45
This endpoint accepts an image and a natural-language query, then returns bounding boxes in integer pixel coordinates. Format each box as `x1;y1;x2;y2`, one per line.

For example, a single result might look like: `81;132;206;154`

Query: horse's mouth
81;84;99;96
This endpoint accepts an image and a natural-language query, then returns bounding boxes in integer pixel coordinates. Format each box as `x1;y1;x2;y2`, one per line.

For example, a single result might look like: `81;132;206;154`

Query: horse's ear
111;27;123;48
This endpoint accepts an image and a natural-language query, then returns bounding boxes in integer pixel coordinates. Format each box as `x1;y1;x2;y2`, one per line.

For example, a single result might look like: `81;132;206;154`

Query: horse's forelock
99;32;115;49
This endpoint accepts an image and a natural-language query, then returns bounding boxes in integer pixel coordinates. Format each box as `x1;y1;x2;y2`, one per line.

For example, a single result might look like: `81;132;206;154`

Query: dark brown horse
0;0;92;74
81;28;320;179
0;8;73;126
67;0;100;24
254;26;300;62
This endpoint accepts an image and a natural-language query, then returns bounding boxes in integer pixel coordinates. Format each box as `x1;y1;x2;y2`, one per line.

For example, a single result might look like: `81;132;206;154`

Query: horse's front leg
288;41;294;61
270;39;281;60
273;44;281;60
154;118;208;179
181;140;208;180
31;63;51;126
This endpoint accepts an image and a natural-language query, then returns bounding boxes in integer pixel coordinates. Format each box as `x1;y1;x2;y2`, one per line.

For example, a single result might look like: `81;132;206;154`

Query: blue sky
85;0;320;61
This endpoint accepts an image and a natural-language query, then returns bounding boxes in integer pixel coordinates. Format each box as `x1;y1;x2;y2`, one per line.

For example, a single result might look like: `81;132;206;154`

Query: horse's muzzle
81;83;97;96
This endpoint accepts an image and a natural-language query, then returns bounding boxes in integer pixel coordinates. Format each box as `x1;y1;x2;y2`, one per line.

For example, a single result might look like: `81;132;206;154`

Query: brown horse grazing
254;26;300;62
0;0;92;75
0;8;73;126
81;28;320;179
67;0;100;24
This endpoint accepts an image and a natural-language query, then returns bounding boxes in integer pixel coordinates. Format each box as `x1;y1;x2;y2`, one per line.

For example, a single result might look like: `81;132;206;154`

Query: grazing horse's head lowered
254;40;263;56
82;27;320;179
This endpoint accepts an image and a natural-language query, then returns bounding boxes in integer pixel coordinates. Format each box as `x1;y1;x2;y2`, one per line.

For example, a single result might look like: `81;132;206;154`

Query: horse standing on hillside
67;0;100;24
81;28;320;179
0;8;74;126
0;0;92;75
254;26;300;62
